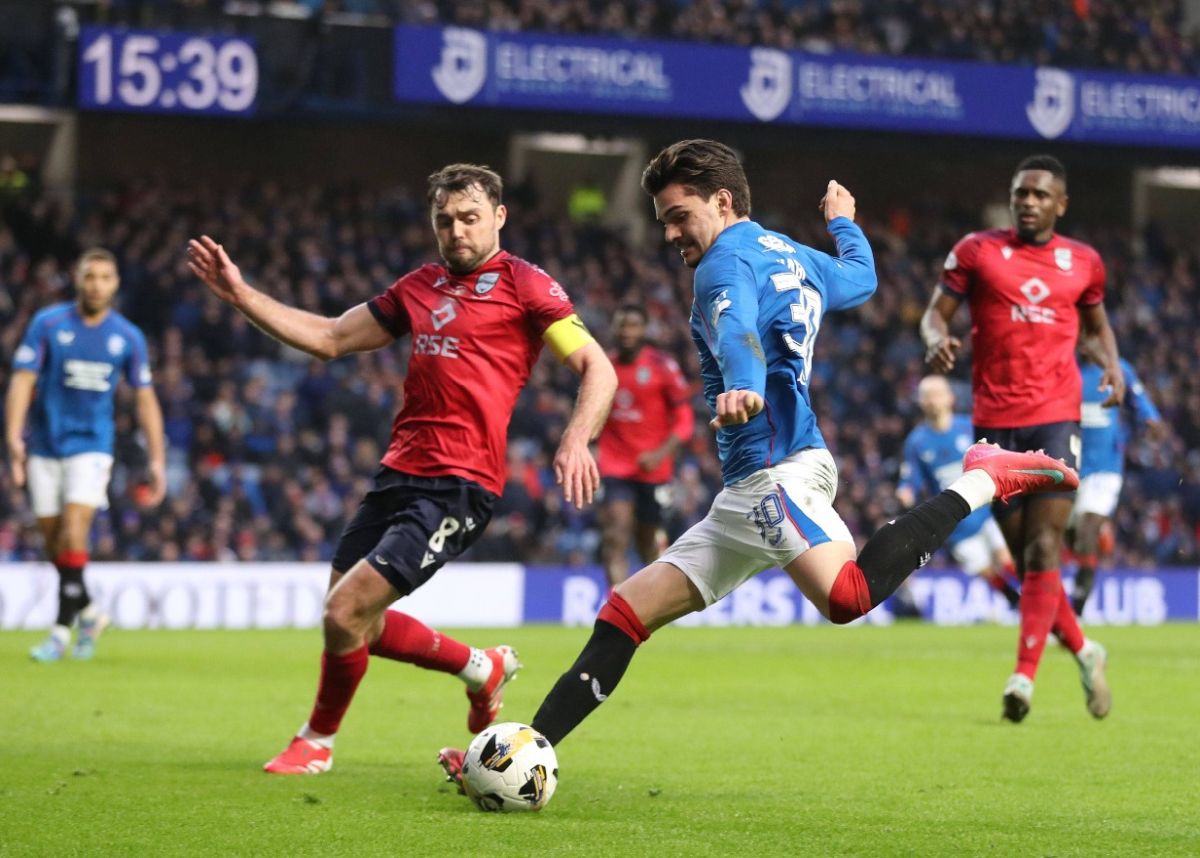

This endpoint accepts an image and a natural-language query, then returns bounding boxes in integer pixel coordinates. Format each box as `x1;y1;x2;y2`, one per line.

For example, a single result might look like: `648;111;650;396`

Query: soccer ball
461;722;558;812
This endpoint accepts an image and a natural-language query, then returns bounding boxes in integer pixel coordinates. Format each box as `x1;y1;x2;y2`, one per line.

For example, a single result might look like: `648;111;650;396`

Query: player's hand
144;460;167;507
187;236;248;306
1099;365;1126;408
924;336;961;372
710;389;764;430
819;180;856;223
7;437;26;488
636;449;667;473
1145;419;1169;442
554;436;599;510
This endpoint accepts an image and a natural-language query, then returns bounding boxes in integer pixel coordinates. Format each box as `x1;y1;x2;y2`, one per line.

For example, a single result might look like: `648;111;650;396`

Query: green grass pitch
3;623;1198;857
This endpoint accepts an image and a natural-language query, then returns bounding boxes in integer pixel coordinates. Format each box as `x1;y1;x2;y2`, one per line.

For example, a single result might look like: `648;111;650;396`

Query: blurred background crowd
2;156;1195;569
60;0;1200;77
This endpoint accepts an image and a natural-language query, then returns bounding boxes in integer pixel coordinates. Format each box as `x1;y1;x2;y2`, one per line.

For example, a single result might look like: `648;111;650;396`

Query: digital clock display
78;27;258;116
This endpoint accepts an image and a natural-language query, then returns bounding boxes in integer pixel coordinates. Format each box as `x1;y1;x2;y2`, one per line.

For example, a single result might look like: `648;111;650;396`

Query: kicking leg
530;561;702;746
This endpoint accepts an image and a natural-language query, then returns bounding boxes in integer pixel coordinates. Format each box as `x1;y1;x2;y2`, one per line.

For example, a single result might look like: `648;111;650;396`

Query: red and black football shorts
600;476;671;527
332;466;497;595
973;420;1081;515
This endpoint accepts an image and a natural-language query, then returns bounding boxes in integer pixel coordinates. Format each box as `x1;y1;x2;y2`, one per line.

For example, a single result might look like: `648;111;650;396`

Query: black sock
55;564;89;627
1071;566;1095;614
531;620;639;747
1000;579;1021;609
858;491;971;606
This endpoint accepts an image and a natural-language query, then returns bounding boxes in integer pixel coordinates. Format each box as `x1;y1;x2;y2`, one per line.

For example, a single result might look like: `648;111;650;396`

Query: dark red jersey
940;229;1105;428
598;345;693;484
368;251;575;495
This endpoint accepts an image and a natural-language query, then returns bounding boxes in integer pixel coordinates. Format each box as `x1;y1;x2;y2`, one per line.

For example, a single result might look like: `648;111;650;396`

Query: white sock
948;469;998;512
457;648;492;691
50;624;71;645
298;722;335;749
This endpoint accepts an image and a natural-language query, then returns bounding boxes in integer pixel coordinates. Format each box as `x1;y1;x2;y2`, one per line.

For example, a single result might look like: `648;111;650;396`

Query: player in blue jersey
898;375;1019;610
1067;352;1164;614
5;248;166;662
439;140;1077;783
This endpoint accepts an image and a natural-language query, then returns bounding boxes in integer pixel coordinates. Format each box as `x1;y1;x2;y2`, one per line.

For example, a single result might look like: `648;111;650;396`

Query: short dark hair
641;139;751;217
76;247;117;272
614;303;648;322
427;163;503;207
1014;154;1067;185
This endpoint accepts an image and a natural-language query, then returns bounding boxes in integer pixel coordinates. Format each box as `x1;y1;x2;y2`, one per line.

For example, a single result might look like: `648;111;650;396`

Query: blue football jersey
12;302;152;457
691;217;876;484
899;414;991;544
1079;357;1160;478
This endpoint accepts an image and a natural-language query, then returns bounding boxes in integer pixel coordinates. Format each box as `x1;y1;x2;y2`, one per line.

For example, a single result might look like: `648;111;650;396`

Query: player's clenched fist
710;389;764;430
819;180;856;224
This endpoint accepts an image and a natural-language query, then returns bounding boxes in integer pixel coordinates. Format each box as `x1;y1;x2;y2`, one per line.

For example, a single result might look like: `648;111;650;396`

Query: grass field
3;623;1198;857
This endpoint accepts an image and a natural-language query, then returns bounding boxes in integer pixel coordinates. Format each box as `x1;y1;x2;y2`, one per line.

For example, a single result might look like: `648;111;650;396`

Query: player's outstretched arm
555;340;617;509
4;369;36;488
1080;303;1124;407
920;287;963;373
186;236;392;360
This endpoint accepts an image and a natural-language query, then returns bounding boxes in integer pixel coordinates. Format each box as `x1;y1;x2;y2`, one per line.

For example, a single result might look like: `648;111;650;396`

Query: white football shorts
658;447;853;606
26;453;114;517
948;516;1008;576
1070;471;1123;521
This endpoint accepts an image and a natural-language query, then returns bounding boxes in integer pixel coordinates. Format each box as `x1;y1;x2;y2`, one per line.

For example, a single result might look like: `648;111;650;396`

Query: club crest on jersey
1001;246;1013;260
57;329;75;345
636;366;651;385
431;302;457;331
475;272;500;295
107;335;126;356
1055;247;1073;271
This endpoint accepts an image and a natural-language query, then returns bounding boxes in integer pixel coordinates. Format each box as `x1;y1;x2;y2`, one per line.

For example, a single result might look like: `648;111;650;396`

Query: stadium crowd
86;0;1200;77
0;164;1195;570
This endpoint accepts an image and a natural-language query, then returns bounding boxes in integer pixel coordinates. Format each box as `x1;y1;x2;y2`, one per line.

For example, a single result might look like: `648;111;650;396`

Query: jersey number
783;285;823;385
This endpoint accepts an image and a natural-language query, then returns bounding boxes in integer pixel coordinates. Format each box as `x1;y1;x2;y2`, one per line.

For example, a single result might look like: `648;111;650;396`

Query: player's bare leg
599;497;635;586
264;559;397;774
1068;510;1105;615
633;521;667;566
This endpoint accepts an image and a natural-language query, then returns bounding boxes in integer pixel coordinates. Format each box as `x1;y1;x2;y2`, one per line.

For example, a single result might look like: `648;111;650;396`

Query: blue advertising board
524;565;1200;627
78;26;258;116
395;25;1200;149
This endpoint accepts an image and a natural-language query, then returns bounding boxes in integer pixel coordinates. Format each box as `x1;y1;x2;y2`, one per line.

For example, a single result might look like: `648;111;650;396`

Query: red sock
984;572;1007;592
1051;585;1085;653
597;591;650;644
307;644;369;736
1015;570;1061;680
368;610;471;673
828;560;872;624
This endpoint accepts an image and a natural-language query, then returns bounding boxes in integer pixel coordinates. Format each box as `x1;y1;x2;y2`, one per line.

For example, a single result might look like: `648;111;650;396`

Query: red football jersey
940;228;1105;428
368;251;575;495
598;345;693;484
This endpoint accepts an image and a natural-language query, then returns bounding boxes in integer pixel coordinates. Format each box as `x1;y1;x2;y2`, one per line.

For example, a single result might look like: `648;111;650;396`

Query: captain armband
542;314;595;362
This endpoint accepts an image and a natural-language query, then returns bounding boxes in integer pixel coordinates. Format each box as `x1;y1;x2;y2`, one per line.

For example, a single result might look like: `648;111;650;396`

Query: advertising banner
395;25;1200;149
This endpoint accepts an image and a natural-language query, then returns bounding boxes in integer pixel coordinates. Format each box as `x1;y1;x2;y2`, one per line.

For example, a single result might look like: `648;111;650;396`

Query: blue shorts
331;467;497;595
974;420;1081;516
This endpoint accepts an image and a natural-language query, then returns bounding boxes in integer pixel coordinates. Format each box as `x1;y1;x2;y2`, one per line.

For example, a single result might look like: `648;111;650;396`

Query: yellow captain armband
543;313;595;362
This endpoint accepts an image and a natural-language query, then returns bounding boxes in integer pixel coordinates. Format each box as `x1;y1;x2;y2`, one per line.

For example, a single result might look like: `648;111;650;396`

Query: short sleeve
367;274;415;338
939;233;980;297
13;314;45;372
1079;247;1106;306
515;263;575;334
126;326;153;388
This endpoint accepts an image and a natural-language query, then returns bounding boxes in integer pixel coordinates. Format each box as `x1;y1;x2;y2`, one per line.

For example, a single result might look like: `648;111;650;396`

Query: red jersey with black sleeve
367;251;575;495
598;345;693;484
939;229;1105;428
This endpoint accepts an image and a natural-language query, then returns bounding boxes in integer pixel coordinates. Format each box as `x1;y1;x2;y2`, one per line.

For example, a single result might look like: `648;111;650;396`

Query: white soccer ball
461;722;558;812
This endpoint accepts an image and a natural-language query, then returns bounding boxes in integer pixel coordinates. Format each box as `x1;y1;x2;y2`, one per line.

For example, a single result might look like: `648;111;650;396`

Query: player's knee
322;593;363;640
1027;529;1063;568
